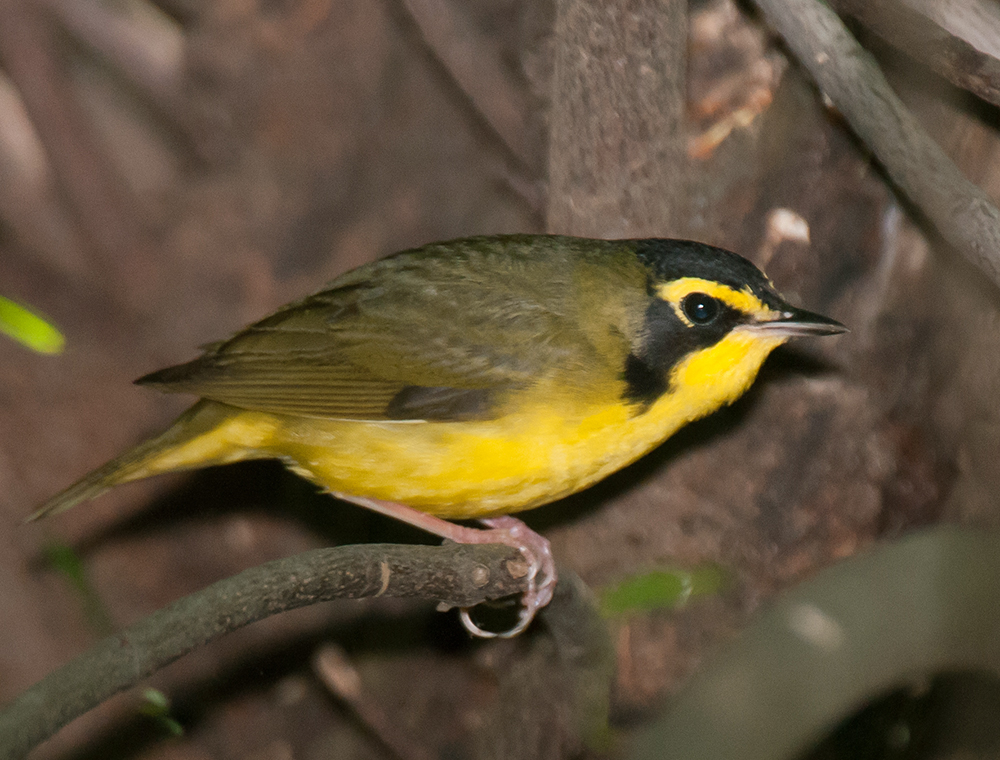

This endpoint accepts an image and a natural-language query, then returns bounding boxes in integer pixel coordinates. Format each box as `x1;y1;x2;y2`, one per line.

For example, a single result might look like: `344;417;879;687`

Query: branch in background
546;0;688;239
43;0;184;115
397;0;537;172
0;0;159;307
904;0;1000;61
628;527;1000;760
144;0;198;26
313;644;436;760
832;0;1000;109
751;0;1000;294
41;0;220;164
0;542;528;758
0;71;89;281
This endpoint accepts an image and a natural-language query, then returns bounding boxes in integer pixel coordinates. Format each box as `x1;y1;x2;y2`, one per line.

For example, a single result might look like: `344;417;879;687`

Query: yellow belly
279;402;640;517
204;329;784;519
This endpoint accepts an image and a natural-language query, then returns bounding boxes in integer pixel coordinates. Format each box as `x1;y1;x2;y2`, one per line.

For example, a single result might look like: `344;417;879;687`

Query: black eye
682;293;720;325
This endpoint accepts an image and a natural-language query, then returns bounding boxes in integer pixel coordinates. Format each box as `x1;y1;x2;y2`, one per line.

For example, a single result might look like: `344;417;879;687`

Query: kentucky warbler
30;235;845;636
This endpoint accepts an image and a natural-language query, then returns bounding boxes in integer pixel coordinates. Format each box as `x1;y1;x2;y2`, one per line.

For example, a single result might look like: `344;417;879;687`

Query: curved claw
457;515;556;638
459;604;533;639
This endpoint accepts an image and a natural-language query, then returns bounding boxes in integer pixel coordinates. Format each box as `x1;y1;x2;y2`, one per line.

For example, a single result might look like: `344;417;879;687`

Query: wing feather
137;238;617;420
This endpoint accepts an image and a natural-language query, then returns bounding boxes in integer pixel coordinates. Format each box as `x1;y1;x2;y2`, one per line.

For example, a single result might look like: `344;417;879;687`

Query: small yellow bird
31;235;845;636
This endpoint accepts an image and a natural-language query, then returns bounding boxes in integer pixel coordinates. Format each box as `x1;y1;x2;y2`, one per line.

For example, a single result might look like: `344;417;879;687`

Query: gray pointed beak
745;307;848;338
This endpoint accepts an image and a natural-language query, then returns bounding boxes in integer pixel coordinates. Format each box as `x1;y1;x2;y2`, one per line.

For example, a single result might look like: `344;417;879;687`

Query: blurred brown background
2;0;1000;757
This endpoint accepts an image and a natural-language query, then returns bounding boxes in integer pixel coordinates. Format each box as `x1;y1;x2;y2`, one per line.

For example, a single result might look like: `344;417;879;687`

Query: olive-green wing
138;243;616;421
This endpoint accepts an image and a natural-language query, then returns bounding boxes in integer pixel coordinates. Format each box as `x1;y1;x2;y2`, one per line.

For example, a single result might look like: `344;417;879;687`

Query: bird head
624;239;846;408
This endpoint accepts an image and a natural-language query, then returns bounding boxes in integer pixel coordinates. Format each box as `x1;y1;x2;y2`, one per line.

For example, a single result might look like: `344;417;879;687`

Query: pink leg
331;492;556;638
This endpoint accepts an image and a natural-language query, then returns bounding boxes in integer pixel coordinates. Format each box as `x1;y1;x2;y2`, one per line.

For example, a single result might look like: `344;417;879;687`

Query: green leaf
599;565;726;617
0;295;64;354
140;688;171;714
140;689;185;737
43;542;113;634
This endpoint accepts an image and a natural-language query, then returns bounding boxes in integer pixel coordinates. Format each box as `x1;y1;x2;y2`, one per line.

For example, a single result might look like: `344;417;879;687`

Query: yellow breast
257;328;786;519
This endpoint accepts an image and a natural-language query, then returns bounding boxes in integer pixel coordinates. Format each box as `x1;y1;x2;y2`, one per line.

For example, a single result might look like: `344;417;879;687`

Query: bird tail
26;401;269;522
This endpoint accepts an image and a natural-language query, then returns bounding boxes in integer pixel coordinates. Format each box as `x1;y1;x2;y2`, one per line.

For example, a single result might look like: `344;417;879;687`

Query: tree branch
628;527;1000;760
0;542;527;757
831;0;1000;109
546;0;688;238
752;0;1000;294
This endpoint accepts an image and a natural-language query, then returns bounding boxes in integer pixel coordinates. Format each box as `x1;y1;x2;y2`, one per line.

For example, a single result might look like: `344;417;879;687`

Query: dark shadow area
51;602;487;760
798;670;1000;760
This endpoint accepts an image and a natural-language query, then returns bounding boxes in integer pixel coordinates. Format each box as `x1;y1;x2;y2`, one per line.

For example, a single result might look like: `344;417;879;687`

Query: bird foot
454;515;556;638
330;492;554;637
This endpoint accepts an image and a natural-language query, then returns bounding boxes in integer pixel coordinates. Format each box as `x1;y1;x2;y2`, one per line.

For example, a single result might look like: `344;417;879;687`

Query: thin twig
0;542;526;758
751;0;1000;293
